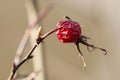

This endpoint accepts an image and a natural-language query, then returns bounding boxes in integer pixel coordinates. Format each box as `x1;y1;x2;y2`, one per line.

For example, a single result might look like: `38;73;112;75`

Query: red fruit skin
56;20;81;43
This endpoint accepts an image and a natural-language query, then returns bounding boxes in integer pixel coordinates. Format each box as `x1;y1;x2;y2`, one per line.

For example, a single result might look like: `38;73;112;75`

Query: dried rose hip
56;20;81;43
54;16;107;69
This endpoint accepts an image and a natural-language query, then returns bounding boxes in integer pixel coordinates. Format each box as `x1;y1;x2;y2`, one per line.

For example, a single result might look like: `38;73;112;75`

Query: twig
8;2;53;80
8;27;60;80
8;45;36;80
14;2;53;67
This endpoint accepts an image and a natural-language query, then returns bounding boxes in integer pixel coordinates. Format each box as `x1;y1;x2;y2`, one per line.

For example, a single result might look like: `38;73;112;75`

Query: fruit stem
42;27;62;39
36;27;62;44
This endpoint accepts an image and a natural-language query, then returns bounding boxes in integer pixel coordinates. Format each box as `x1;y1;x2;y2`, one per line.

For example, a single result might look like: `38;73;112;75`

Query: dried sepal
74;35;107;69
78;35;107;55
75;42;86;70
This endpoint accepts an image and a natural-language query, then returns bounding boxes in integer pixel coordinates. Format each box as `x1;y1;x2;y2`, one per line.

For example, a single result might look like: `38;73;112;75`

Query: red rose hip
56;20;81;43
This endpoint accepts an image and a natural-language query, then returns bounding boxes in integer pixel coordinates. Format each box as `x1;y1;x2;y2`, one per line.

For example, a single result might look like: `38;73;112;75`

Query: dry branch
8;1;53;79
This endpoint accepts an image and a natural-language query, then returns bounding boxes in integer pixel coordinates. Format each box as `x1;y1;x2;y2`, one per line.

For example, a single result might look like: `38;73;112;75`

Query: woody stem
37;27;62;44
8;27;61;80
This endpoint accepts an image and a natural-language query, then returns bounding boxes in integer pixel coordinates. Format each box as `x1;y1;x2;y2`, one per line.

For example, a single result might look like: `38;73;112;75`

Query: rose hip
56;20;81;43
55;16;107;69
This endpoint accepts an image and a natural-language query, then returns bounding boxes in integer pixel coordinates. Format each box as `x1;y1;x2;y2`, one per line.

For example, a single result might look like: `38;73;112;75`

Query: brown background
0;0;120;80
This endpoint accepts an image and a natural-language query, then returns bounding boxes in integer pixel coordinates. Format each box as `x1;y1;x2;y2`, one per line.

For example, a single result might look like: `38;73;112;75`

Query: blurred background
0;0;120;80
